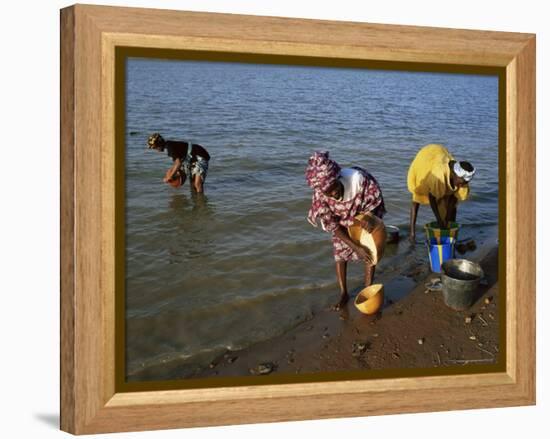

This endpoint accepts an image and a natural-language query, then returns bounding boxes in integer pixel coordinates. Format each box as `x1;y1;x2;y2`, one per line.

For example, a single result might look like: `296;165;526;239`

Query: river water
124;58;499;380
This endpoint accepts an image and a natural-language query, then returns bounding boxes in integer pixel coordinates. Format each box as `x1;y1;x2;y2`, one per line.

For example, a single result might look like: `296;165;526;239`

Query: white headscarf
453;162;476;182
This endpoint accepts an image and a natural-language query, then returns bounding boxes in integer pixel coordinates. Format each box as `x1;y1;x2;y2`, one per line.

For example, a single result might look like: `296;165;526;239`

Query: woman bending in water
305;151;386;310
147;132;210;193
407;144;475;243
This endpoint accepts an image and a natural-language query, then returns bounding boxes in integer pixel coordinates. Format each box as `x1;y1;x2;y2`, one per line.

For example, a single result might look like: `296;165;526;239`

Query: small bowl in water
354;284;384;315
167;175;183;188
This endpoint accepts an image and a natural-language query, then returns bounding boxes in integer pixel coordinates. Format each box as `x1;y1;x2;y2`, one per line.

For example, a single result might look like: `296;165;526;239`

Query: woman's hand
164;169;180;183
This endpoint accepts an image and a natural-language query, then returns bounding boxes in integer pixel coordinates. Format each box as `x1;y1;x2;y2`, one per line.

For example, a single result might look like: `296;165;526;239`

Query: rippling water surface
125;59;499;379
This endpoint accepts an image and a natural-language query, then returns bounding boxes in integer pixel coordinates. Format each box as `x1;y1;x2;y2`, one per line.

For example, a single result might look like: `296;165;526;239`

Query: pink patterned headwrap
305;151;341;193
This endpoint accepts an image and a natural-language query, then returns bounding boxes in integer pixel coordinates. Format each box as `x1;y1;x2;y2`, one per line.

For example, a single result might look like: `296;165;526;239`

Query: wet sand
193;243;500;378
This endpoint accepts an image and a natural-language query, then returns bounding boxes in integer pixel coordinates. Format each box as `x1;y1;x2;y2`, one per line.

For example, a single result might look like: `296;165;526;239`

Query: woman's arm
429;193;446;228
445;195;458;224
409;201;419;243
163;158;182;183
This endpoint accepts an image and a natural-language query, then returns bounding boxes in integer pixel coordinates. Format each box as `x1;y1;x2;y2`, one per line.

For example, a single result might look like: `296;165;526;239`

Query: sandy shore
193;243;500;378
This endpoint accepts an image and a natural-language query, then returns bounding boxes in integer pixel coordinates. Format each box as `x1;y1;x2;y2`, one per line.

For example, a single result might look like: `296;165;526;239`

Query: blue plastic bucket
427;237;456;273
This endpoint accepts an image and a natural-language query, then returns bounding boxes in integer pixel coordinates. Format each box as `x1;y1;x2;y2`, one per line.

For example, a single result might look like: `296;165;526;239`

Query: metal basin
441;259;484;310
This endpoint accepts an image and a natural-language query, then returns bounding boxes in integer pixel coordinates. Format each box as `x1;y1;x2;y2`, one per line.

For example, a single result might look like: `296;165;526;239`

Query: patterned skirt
183;156;209;181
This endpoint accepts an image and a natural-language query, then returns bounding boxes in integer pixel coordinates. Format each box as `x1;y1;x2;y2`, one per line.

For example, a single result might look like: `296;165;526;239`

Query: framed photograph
60;4;536;435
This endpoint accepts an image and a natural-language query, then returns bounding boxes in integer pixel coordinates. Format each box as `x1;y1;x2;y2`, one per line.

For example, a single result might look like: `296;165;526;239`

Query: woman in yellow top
407;144;475;243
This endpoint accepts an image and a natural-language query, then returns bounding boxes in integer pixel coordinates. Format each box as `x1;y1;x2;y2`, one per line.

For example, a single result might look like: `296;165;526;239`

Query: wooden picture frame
60;4;536;435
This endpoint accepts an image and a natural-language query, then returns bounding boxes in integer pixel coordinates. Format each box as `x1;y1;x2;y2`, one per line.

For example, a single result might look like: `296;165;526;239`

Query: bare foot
330;293;350;311
338;307;350;321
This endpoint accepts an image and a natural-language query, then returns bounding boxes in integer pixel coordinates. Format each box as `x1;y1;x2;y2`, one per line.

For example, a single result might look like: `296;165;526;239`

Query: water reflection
169;191;214;215
190;192;213;214
168;192;190;211
165;191;216;262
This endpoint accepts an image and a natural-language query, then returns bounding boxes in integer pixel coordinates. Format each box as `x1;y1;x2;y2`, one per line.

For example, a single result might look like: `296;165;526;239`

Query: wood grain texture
505;56;518;382
100;25;117;409
511;37;536;398
106;372;514;406
85;383;527;434
66;4;109;432
60;6;75;434
60;4;536;435
83;4;530;66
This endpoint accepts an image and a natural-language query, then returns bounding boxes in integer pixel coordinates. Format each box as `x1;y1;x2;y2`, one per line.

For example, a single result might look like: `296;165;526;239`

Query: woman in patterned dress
306;151;386;310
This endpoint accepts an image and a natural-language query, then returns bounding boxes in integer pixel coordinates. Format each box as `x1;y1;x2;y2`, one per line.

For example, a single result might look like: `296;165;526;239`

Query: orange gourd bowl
354;284;384;315
165;169;183;188
348;213;387;265
167;175;183;188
